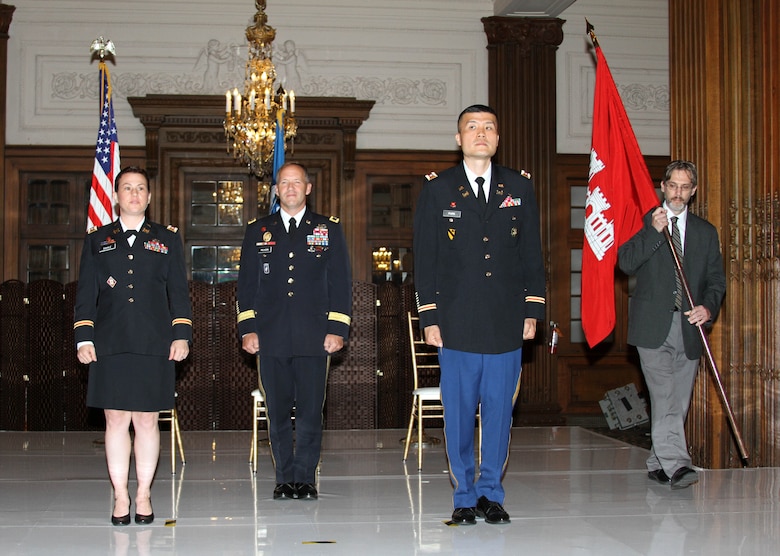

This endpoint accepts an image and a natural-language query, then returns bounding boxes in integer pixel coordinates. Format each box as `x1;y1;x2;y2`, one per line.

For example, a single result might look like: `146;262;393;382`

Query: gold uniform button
128;254;134;260
485;272;492;277
127;269;134;275
287;291;294;297
483;236;489;242
289;265;294;271
485;254;491;260
127;284;134;289
288;278;294;284
288;252;295;258
128;297;135;303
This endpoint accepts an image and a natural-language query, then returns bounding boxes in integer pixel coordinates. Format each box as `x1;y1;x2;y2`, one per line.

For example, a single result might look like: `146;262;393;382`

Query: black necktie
288;217;297;237
671;216;684;310
475;176;486;205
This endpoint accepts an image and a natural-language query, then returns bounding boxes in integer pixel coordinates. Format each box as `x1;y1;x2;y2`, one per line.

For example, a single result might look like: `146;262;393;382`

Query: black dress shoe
476;496;510;524
670;466;699;490
648;469;671;484
451;507;476;525
295;482;318;500
111;513;131;526
134;512;154;525
273;482;296;500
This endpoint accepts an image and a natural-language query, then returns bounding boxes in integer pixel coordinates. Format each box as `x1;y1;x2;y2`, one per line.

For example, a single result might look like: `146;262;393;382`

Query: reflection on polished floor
1;427;778;555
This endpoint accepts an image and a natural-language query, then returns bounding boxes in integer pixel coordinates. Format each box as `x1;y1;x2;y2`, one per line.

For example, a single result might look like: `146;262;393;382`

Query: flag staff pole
664;226;749;464
586;19;749;466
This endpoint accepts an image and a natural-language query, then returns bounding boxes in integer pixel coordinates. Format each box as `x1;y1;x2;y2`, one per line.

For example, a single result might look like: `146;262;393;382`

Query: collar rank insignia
425;172;438;181
521;170;531;179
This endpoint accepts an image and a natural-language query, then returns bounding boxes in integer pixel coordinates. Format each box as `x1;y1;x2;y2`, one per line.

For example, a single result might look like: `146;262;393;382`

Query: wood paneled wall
670;0;780;467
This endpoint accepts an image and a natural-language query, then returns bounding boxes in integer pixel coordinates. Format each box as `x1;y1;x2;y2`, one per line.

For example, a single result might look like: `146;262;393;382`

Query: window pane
217;270;239;283
218;204;243;226
217;247;241;270
192;181;216;203
192;246;216;269
192;205;217;226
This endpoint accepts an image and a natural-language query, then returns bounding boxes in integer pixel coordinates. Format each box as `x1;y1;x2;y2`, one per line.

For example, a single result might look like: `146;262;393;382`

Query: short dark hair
114;166;150;192
663;160;698;187
457;104;498;130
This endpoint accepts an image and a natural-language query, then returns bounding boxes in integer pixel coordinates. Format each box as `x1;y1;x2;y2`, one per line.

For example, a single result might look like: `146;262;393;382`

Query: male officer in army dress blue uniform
413;105;546;525
237;162;352;501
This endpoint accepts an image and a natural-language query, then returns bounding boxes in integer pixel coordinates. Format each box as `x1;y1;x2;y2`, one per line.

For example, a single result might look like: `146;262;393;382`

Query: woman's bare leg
131;411;160;515
104;409;133;517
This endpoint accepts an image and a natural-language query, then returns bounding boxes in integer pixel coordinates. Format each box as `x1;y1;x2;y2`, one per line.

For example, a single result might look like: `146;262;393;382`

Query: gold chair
403;312;445;470
249;388;268;474
403;312;480;471
158;394;185;474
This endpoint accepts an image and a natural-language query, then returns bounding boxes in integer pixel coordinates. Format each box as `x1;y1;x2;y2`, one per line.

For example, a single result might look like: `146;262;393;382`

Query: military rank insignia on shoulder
247;218;257;225
521;170;532;179
329;216;340;224
425;172;438;181
167;225;179;233
87;226;98;234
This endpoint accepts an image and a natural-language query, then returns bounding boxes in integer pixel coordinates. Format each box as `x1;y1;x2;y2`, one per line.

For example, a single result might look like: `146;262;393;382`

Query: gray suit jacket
617;209;726;359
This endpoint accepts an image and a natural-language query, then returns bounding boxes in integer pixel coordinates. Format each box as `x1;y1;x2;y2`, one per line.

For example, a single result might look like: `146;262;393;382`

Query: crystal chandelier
224;0;297;177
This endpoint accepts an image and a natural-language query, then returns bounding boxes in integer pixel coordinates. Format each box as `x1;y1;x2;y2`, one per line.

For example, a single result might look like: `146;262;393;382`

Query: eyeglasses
665;181;694;192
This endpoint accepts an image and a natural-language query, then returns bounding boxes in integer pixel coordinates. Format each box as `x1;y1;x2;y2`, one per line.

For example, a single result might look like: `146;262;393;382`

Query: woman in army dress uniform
74;167;192;526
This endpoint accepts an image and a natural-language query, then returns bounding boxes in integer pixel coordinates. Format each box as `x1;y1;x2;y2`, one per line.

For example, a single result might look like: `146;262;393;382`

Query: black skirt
87;353;175;411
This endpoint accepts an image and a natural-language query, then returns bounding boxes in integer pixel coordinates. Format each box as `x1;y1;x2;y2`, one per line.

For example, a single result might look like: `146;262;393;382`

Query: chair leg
170;412;176;474
251;400;259;474
173;408;185;466
417;403;424;471
402;399;417;462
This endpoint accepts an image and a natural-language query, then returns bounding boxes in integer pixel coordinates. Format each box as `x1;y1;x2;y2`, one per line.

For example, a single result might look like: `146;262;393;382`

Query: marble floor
0;426;777;555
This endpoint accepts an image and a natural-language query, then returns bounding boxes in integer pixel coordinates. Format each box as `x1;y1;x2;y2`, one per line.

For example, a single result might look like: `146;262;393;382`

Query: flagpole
664;227;749;464
587;20;749;466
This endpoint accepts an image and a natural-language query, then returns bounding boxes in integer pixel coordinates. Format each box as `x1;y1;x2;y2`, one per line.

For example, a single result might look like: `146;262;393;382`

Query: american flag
87;60;120;230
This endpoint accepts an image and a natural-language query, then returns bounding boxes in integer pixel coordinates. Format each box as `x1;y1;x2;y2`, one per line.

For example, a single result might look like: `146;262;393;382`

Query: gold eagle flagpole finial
90;36;116;62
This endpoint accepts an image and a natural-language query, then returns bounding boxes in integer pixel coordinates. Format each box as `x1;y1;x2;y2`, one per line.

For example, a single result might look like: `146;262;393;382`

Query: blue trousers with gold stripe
438;347;522;509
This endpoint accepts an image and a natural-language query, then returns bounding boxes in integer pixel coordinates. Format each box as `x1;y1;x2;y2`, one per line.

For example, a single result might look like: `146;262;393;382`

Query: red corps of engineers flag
87;60;120;230
582;45;659;348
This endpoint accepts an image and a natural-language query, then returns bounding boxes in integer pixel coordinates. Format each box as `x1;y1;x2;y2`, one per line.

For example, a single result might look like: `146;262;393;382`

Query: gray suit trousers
637;312;700;474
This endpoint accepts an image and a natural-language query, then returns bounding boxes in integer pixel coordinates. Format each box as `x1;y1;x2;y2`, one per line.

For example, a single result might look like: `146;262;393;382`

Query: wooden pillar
482;16;564;423
0;4;16;280
670;0;780;467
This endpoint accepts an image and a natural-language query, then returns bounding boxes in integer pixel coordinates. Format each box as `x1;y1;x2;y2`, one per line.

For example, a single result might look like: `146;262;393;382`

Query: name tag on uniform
99;243;117;253
442;210;461;218
257;241;274;254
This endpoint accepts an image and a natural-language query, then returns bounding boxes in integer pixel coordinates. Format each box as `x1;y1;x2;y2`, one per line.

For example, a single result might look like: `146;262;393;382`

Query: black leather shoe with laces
451;507;476;525
476;496;510;524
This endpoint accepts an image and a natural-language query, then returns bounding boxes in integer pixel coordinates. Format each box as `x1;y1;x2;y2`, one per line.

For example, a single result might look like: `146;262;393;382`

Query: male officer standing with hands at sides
618;160;725;490
237;162;352;501
413;105;546;525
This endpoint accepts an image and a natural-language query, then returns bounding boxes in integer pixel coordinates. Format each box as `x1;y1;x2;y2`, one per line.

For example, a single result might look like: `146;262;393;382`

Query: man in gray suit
618;160;726;490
